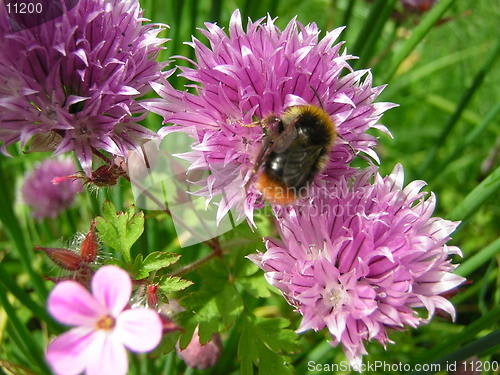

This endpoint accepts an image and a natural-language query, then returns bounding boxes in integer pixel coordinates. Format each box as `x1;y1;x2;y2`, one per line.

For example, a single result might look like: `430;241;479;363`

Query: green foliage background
0;0;499;374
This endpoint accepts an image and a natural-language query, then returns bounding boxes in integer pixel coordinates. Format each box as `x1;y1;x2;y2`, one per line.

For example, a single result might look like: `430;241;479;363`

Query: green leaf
151;331;181;357
411;306;500;365
456;237;500;277
449;165;500;223
95;201;144;263
158;276;193;294
238;274;272;299
0;160;47;299
143;252;181;272
238;315;298;375
409;331;500;375
418;40;500;176
133;252;182;279
383;0;458;83
178;261;244;347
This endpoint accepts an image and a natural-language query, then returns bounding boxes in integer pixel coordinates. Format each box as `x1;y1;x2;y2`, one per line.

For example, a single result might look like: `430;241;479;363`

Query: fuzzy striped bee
248;105;336;205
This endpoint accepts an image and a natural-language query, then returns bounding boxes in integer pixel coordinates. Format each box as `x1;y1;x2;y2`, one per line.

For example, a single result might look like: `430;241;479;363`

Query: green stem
0;160;47;299
429;102;500;182
452;270;495;305
351;0;386;58
356;0;397;68
342;0;357;28
412;306;500;365
0;283;51;374
0;263;61;332
209;0;222;23
448;165;500;223
5;323;37;367
162;352;176;375
383;0;457;83
410;331;500;375
456;237;500;278
383;42;491;96
419;40;500;176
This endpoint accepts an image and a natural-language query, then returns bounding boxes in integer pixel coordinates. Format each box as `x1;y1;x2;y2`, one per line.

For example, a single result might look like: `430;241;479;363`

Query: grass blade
452;270;496;305
0;282;51;375
456;237;500;278
429;102;500;182
209;0;222;23
412;306;500;366
383;0;457;83
448;165;500;223
0;263;61;332
351;0;386;58
410;331;500;375
356;0;397;68
0;160;47;299
419;39;500;176
342;0;357;28
383;43;491;96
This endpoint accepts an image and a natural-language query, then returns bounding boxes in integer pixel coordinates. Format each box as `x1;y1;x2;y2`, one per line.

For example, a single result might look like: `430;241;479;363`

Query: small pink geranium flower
46;265;163;375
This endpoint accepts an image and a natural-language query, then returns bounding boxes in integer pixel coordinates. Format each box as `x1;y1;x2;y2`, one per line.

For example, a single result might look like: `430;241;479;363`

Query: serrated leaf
238;315;298;375
95;201;144;263
143;252;181;272
215;284;245;327
254;317;298;353
159;276;193;294
238;274;272;298
132;254;148;279
178;262;244;347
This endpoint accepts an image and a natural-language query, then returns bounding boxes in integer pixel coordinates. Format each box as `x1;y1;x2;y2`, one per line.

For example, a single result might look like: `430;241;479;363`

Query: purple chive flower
46;265;163;375
249;164;465;367
177;327;222;370
0;0;167;174
143;10;395;224
22;158;82;218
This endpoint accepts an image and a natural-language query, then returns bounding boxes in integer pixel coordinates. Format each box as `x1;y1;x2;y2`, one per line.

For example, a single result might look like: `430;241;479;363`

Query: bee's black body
253;105;336;205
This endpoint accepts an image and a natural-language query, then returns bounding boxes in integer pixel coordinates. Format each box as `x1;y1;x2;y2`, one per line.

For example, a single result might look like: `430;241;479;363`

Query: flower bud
80;220;98;263
35;247;82;271
177;327;222;370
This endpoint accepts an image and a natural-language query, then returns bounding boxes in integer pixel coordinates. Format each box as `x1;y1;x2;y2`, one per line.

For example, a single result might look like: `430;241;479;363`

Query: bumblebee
248;105;336;205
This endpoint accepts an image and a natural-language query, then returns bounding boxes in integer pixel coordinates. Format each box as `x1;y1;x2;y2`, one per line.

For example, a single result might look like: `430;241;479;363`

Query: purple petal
46;327;99;375
115;308;163;352
86;333;128;375
325;313;347;342
91;266;132;317
48;281;104;327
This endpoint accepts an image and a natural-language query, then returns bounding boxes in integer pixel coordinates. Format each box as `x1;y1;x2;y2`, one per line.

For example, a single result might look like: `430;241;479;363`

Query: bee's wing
271;125;297;153
280;145;323;187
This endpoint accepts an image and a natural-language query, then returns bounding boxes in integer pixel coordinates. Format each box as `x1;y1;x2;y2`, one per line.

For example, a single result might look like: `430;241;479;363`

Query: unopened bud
146;284;159;308
177;327;222;369
35;247;82;270
80;220;98;263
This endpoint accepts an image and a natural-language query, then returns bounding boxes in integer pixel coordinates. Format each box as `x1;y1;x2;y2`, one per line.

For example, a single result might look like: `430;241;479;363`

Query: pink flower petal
46;327;99;375
48;281;103;326
115;308;163;352
91;265;132;316
86;333;128;375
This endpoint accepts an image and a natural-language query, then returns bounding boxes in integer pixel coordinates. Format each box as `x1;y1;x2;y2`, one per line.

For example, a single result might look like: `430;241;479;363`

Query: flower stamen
322;283;347;310
96;315;115;331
